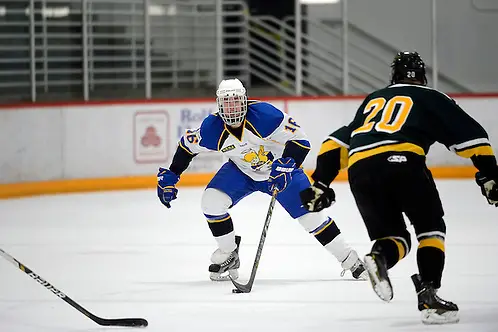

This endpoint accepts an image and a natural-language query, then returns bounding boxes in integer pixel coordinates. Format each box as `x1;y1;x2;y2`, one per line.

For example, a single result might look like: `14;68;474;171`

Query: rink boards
1;94;497;198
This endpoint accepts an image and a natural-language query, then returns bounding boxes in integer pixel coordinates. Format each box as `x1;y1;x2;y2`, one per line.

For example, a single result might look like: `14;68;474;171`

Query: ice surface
0;180;497;332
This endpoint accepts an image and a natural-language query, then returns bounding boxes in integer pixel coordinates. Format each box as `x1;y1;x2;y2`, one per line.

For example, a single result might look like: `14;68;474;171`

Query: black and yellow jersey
312;83;496;185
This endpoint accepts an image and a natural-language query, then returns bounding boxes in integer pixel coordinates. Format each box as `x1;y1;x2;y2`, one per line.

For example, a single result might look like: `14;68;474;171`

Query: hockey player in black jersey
300;51;498;325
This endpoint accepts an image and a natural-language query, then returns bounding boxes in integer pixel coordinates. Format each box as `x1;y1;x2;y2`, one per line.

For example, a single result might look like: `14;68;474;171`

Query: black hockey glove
300;181;336;212
475;172;498;207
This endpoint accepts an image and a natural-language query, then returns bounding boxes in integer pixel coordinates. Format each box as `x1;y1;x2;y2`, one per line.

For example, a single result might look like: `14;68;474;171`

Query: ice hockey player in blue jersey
157;78;368;281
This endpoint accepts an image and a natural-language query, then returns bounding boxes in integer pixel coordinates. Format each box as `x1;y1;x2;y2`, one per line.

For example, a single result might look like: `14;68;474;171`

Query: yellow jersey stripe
291;140;311;150
318;139;342;156
349;143;425;167
455;145;494;158
217;130;229;150
339;146;349;170
179;140;195;155
318;139;349;170
245;120;263;138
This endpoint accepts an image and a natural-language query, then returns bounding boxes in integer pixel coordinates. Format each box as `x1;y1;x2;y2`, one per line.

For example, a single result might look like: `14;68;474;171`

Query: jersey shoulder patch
199;114;225;151
245;101;284;138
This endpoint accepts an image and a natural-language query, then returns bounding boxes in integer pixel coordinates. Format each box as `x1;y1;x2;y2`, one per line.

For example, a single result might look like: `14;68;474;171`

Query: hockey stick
230;189;278;293
0;248;148;327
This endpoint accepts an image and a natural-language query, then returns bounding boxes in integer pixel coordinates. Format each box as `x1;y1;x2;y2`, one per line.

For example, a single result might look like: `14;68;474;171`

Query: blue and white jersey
178;100;310;181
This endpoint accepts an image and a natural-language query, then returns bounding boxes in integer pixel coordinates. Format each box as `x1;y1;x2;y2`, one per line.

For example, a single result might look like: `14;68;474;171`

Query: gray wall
308;0;498;92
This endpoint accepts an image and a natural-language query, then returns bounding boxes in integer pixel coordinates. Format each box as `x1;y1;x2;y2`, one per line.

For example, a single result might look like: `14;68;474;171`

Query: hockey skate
411;274;459;325
208;235;241;281
340;250;368;280
364;252;393;302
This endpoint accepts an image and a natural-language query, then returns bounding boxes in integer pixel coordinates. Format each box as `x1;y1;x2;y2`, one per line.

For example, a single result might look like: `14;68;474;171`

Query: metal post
29;0;36;102
42;0;48;92
131;2;137;88
431;0;438;90
172;8;178;88
243;13;251;87
342;0;349;95
215;0;223;85
279;24;286;84
193;12;199;88
88;1;93;90
82;0;89;101
294;0;302;96
144;0;152;99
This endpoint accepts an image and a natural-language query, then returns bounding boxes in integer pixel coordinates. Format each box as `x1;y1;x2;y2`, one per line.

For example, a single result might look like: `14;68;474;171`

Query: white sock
324;234;352;263
214;230;237;253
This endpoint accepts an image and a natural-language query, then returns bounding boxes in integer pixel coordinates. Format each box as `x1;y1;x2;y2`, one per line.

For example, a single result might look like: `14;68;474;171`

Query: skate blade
210;269;239;282
341;268;369;280
364;255;393;302
421;309;460;325
355;269;369;281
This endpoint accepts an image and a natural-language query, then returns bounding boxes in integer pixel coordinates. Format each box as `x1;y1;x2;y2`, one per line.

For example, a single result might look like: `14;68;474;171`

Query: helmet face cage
216;93;247;127
390;51;427;85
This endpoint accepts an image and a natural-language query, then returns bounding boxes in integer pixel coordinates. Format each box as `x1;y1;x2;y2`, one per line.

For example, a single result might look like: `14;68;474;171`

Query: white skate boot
208;235;241;281
340;250;369;280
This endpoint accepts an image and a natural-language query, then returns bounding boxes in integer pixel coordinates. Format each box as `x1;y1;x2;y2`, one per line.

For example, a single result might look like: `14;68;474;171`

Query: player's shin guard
416;233;445;289
371;235;411;269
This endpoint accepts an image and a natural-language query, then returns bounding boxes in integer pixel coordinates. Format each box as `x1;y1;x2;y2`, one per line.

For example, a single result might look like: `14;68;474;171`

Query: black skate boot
411;274;459;324
364;252;393;302
208;235;241;281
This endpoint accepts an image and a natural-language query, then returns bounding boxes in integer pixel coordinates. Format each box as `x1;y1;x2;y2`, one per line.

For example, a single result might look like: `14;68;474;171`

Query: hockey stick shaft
230;189;278;293
0;248;148;327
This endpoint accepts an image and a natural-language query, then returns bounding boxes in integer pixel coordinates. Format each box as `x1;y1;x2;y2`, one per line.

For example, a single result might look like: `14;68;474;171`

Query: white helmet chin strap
216;78;248;127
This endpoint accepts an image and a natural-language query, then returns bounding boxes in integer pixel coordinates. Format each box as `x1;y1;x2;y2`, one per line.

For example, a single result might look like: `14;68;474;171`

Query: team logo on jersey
387;155;407;163
243;145;274;170
221;144;236;153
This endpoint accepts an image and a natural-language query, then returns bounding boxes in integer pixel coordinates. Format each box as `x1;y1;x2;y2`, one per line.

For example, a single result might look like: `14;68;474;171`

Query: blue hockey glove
268;157;296;193
157;168;180;208
475;171;498;207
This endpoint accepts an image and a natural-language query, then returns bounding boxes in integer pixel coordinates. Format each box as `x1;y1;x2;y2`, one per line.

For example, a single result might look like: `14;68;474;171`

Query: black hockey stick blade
0;248;148;328
93;317;149;327
230;189;278;293
231;279;253;293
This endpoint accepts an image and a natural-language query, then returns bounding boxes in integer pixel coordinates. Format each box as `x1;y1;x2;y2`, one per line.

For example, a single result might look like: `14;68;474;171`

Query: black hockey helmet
390;51;427;85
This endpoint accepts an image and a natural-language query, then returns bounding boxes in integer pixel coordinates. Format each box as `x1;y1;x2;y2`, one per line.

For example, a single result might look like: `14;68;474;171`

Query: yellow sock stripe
378;237;406;262
391;238;406;261
206;215;231;223
418;238;445;252
313;218;334;236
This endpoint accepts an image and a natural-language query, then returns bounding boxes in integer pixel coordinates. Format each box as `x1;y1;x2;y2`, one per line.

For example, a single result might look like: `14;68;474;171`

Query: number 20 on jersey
352;96;414;136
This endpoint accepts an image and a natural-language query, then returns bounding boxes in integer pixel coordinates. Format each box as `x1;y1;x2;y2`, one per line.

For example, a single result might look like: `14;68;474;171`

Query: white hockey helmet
216;78;248;127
